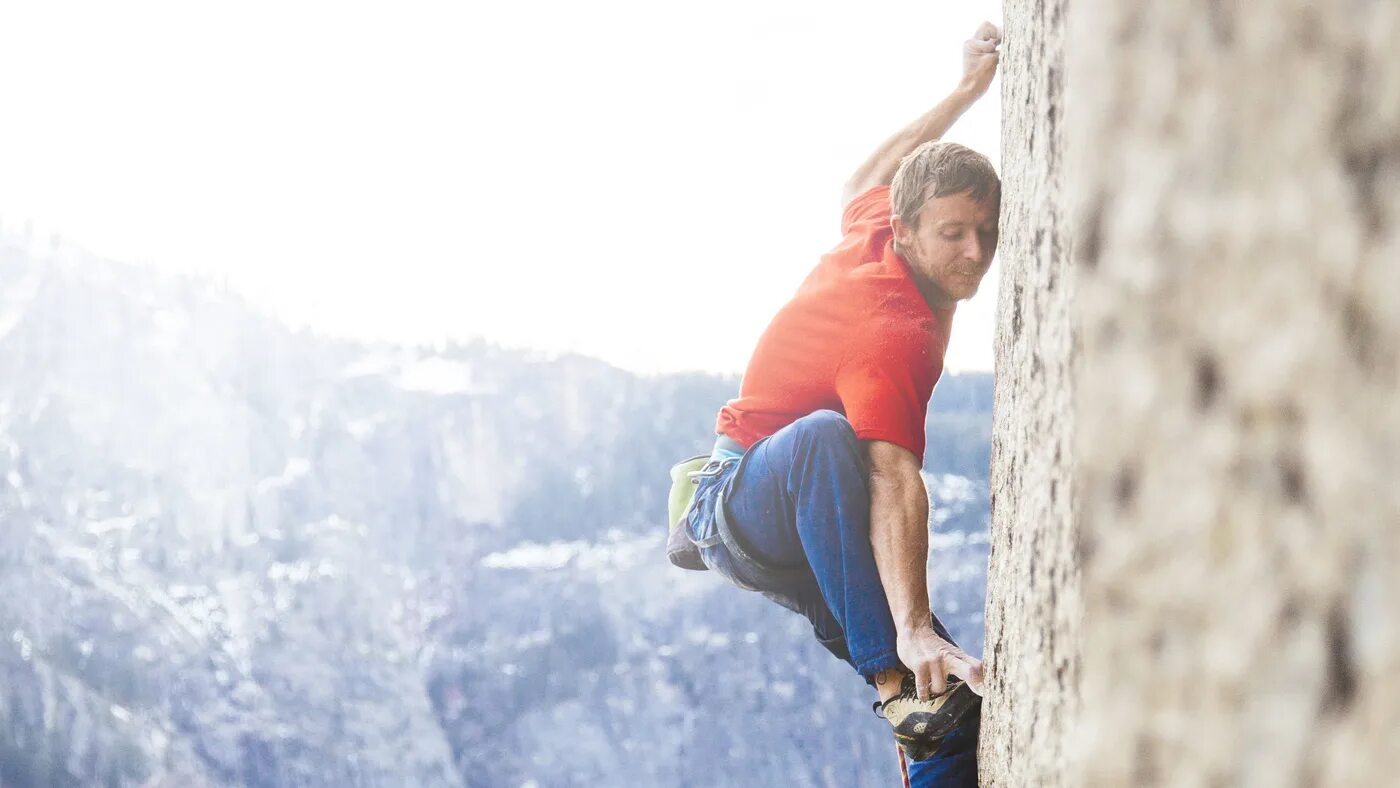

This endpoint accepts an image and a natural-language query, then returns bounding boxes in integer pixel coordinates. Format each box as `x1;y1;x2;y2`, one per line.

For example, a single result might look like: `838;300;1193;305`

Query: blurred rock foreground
983;0;1399;785
0;235;994;787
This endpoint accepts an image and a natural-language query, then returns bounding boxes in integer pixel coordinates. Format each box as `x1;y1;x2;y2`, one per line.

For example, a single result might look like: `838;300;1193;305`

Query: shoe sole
892;682;981;761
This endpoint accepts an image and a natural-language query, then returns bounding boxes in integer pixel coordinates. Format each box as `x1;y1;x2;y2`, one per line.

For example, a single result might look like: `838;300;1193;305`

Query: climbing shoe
873;672;981;761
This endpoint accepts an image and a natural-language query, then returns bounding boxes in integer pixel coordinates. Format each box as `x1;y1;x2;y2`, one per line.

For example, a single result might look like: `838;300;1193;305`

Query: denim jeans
685;410;979;786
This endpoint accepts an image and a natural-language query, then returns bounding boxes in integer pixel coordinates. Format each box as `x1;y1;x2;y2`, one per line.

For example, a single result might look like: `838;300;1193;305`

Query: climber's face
892;190;999;306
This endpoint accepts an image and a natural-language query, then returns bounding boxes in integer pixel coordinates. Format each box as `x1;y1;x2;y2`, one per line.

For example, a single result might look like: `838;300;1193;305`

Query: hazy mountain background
0;231;993;787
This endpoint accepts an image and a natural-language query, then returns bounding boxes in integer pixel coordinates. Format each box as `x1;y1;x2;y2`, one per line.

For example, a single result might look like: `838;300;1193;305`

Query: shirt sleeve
841;185;893;235
833;316;938;461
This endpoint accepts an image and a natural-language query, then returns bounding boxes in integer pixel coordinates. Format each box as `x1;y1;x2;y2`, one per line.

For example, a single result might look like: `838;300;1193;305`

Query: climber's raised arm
842;21;1002;205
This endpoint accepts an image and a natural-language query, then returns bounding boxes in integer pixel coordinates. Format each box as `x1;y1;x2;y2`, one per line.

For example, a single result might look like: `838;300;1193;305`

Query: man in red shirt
680;22;1002;782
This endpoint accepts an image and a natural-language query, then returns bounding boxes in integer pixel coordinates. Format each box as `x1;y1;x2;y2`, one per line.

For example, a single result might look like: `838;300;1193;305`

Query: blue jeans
685;410;979;786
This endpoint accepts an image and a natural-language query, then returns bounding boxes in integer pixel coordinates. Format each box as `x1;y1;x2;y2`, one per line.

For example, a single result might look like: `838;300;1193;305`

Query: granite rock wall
1070;1;1400;785
980;0;1078;784
983;0;1400;785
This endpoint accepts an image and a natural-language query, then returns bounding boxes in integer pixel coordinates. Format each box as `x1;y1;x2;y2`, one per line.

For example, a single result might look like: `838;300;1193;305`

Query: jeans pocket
689;471;765;593
686;473;724;547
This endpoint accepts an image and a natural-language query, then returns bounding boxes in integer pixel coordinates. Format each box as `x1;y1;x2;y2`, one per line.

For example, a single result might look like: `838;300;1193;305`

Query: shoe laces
872;672;959;717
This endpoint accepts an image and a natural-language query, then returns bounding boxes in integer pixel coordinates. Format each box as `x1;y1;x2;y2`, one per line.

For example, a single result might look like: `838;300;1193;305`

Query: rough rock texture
979;0;1078;785
1068;1;1400;786
985;1;1399;784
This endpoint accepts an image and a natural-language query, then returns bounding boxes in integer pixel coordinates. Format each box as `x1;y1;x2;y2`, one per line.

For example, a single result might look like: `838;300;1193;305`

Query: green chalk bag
665;455;710;571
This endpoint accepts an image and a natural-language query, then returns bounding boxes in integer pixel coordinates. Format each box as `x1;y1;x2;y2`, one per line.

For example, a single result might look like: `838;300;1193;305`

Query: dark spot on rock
1075;529;1096;564
1149;629;1166;656
1277;594;1302;631
1099;316;1121;346
1116;7;1143;43
1079;196;1104;271
1295;764;1322;788
1012;284;1025;339
1334;52;1388;238
1206;0;1235;44
1341;294;1383;373
1194;352;1221;410
1296;6;1323;50
1278;454;1307;505
1049;479;1058;504
1114;465;1138;510
1133;734;1159;785
1105;587;1128;612
1341;146;1384;237
1322;604;1357;714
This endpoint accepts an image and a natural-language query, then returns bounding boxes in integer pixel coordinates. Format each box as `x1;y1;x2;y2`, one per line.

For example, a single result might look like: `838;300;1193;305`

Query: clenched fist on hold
960;21;1002;98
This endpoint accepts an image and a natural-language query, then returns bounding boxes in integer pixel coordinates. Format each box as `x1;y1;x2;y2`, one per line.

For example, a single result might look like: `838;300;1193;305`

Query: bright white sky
0;0;1002;375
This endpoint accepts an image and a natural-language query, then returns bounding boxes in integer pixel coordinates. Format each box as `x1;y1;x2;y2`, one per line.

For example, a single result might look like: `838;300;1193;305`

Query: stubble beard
903;244;960;310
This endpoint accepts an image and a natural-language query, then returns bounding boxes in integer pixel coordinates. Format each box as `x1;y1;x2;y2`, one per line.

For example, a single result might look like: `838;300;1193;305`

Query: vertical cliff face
980;0;1077;785
986;0;1400;785
1071;2;1400;785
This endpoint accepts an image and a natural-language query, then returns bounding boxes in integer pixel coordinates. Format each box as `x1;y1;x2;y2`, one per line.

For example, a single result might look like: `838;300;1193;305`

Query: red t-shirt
715;186;955;461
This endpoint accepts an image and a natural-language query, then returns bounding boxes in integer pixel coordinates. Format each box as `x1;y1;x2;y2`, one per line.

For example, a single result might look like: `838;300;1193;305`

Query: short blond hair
889;141;1000;229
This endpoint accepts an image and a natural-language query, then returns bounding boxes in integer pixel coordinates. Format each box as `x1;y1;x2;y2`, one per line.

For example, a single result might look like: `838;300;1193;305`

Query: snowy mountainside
0;238;991;787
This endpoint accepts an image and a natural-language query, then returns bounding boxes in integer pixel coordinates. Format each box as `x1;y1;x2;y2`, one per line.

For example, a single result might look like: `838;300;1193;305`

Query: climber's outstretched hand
961;21;1002;98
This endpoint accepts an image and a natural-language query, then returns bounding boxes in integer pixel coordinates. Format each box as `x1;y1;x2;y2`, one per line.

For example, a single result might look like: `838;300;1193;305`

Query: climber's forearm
866;440;932;632
842;85;983;206
842;23;1001;206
